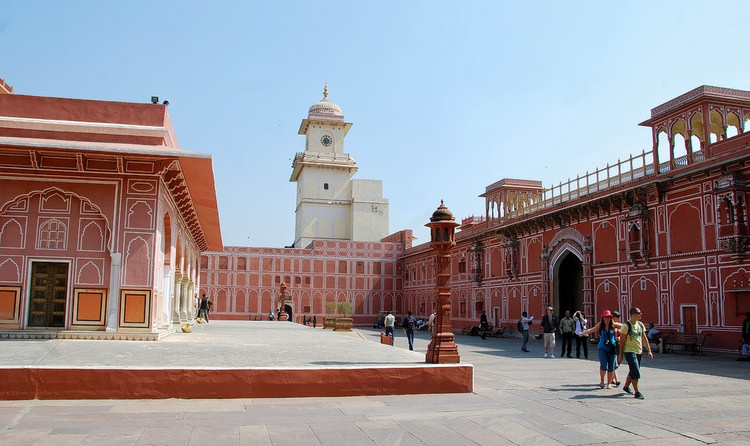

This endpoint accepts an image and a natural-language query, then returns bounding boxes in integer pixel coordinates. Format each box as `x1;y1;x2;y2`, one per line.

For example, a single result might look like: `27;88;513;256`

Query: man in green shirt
618;307;653;399
559;310;575;358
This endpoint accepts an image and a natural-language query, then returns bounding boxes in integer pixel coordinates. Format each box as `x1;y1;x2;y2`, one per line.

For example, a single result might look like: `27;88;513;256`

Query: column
173;272;183;324
106;253;122;332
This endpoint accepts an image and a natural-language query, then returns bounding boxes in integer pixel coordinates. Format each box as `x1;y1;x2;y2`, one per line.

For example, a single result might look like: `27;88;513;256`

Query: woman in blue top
578;310;618;389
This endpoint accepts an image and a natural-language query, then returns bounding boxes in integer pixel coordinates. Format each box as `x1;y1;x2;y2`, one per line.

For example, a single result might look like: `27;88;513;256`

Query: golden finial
323;83;328;99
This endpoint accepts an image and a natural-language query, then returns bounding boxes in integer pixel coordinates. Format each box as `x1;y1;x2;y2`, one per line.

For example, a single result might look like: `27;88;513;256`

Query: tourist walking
578;310;617;389
610;310;622;387
404;311;417;351
519;311;534;352
479;311;489;340
428;311;436;333
618;307;654;399
574;311;588;359
384;311;395;339
559;310;575;358
198;294;210;323
541;306;558;358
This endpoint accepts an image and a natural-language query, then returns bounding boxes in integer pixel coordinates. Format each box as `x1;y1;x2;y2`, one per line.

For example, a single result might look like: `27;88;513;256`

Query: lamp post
278;282;289;321
425;200;461;364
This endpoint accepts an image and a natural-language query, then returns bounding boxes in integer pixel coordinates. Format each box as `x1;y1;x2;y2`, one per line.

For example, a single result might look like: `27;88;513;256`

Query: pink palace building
202;85;750;353
0;78;222;339
3;76;750;354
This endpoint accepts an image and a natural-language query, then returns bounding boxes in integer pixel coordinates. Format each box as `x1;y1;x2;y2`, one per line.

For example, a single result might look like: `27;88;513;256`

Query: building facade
200;235;409;325
204;85;750;353
401;85;750;352
0;82;222;339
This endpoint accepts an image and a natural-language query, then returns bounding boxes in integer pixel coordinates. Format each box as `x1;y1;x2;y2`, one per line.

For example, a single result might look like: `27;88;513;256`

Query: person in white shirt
574;311;589;359
384;312;396;338
646;323;660;341
520;312;534;352
428;311;436;333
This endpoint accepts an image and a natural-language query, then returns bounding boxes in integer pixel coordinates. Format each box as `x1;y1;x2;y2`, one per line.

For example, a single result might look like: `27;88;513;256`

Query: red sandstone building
203;85;750;353
3;77;748;354
0;80;222;339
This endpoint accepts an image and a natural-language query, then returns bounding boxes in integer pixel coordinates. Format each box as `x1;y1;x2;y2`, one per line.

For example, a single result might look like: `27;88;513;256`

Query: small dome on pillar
430;200;455;222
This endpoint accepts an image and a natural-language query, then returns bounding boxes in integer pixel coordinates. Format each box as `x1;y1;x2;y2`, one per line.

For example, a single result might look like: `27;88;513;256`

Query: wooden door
682;306;697;334
28;262;68;327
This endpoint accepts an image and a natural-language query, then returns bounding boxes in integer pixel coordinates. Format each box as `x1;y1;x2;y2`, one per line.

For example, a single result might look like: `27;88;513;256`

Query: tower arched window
323;183;329;190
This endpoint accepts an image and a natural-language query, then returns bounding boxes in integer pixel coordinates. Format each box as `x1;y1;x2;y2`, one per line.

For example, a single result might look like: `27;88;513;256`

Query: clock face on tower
320;135;333;147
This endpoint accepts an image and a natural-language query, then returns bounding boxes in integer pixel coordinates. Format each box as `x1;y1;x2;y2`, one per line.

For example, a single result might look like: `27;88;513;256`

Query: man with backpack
403;311;417;351
618;307;653;399
518;311;534;352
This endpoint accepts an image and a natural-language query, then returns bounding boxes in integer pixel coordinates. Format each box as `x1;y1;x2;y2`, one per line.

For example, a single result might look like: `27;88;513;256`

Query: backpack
625;321;639;338
406;316;415;329
517;318;531;331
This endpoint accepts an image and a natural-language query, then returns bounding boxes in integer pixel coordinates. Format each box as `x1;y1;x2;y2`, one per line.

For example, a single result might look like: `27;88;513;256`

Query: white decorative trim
0;116;168;137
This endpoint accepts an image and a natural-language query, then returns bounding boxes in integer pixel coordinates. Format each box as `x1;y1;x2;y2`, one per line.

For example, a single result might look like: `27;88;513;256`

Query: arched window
38;218;67;250
724;197;734;224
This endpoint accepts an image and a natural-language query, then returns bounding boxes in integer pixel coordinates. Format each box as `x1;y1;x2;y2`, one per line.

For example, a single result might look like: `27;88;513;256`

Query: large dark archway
554;251;583;315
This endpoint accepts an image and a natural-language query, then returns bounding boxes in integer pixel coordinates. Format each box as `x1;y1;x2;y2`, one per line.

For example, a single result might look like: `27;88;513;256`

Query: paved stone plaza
0;321;748;445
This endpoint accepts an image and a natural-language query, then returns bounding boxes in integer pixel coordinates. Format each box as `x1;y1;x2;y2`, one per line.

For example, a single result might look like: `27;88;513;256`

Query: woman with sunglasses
578;310;618;389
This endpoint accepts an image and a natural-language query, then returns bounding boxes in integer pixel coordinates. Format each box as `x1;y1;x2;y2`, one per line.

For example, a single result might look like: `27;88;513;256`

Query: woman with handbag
578;310;618;389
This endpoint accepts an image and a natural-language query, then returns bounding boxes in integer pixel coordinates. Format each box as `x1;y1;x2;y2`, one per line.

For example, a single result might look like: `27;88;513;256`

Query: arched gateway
544;228;592;317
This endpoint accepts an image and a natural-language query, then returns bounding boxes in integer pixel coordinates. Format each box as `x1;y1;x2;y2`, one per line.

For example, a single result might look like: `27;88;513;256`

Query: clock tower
290;85;388;248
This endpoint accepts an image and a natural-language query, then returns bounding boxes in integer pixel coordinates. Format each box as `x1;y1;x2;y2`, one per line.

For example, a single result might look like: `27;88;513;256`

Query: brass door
28;262;68;327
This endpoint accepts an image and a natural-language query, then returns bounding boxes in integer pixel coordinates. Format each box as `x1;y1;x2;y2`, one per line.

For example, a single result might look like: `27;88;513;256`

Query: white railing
496;149;705;222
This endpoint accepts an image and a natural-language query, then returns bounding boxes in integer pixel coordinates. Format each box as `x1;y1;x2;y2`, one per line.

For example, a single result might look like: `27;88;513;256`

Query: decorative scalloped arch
548;228;585;268
0;186;112;251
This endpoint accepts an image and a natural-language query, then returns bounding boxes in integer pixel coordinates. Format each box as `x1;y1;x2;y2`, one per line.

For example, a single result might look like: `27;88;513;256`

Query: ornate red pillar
278;282;289;321
425;200;461;364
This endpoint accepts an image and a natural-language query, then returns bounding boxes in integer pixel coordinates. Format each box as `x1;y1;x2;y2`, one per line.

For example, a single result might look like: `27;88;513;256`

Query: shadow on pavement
448;332;750;381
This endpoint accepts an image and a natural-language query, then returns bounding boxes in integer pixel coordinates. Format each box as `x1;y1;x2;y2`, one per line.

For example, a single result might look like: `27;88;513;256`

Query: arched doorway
284;304;293;322
554;250;583;315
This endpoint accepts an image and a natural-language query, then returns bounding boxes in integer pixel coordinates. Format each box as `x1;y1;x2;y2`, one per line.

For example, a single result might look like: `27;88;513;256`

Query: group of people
382;311;420;351
518;306;653;399
519;307;590;358
381;310;438;351
576;307;654;399
195;294;212;322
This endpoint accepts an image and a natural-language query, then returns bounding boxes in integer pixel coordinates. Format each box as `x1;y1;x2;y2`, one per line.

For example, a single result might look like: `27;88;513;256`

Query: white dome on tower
308;84;344;121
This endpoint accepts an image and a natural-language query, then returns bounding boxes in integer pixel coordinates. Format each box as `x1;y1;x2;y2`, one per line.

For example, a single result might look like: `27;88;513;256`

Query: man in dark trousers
404;311;417;351
198;294;210;323
541;306;558;358
559;310;575;358
480;310;489;340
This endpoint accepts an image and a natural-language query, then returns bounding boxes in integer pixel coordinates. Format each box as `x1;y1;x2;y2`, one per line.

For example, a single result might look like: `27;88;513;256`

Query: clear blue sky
3;1;749;248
